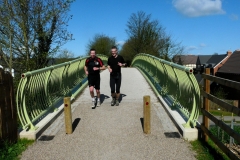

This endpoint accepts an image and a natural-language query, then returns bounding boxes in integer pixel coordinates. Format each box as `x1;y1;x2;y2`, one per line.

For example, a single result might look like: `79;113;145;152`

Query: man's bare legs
89;86;102;107
89;86;95;107
96;89;101;107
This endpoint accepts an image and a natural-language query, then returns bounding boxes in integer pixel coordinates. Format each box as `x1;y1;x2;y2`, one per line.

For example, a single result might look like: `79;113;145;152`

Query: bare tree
122;11;184;62
0;0;74;72
87;34;116;56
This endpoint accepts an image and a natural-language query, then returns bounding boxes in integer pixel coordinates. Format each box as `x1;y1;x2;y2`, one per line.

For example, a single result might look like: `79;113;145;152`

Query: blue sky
62;0;240;57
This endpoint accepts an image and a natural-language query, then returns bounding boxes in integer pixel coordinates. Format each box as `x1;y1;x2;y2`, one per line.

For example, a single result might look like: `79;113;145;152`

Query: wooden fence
201;68;240;160
0;68;18;143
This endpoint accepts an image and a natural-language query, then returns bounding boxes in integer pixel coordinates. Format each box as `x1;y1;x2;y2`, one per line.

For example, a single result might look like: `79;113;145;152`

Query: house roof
197;54;227;67
197;55;212;64
173;55;198;65
206;54;227;67
217;50;240;74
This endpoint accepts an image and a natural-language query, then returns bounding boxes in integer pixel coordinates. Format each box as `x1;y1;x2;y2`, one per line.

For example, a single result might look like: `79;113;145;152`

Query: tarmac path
20;68;196;160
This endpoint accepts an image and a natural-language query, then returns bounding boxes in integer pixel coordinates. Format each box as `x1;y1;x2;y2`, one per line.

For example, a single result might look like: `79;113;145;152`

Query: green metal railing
131;53;200;128
16;55;108;130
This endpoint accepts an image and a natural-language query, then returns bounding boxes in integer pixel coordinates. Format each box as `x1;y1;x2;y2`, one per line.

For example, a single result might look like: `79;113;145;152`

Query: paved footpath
20;68;196;160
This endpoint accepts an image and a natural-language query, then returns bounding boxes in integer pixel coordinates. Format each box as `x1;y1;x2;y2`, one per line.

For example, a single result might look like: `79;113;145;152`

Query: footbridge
17;54;201;159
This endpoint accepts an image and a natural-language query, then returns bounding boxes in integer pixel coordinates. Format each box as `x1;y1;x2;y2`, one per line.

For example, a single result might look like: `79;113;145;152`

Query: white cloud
199;43;207;47
186;46;198;51
172;0;225;17
116;41;125;46
229;14;238;21
186;43;207;52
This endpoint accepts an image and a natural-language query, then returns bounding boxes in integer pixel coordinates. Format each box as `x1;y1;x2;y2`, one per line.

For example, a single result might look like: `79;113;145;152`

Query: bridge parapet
131;53;200;128
17;55;108;131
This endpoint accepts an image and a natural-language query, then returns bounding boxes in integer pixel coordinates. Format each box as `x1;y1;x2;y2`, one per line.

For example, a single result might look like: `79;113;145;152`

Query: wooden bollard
64;97;72;134
143;95;151;134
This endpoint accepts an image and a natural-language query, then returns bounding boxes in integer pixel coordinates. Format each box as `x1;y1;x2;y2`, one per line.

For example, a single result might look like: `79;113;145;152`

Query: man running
107;46;126;106
84;49;105;108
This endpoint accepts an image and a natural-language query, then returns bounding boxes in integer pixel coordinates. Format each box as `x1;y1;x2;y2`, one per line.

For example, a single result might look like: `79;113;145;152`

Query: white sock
97;98;100;101
92;98;95;101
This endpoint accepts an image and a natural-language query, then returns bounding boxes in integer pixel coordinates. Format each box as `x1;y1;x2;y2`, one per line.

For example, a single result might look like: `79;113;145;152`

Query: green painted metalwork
131;53;200;128
16;55;108;130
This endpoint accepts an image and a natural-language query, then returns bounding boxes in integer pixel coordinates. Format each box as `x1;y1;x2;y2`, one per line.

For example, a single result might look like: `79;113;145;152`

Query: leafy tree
58;49;75;59
55;49;75;64
0;0;74;72
119;39;135;66
86;34;116;56
121;11;184;64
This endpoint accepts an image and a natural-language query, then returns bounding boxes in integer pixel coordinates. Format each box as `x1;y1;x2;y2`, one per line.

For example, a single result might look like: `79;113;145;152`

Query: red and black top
85;56;104;75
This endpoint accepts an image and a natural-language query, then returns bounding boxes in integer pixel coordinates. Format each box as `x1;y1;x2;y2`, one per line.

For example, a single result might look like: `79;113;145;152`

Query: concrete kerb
158;95;198;141
19;82;88;140
135;67;198;141
19;104;65;140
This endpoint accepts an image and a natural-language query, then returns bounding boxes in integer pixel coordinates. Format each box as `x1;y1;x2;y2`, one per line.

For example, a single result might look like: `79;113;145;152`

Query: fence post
64;97;72;134
230;118;234;146
0;69;17;143
221;115;224;142
203;68;210;141
143;95;151;134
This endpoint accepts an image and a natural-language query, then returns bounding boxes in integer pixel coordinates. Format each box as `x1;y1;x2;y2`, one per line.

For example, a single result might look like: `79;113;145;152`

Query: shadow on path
140;118;144;132
100;94;110;103
119;93;127;103
164;132;181;138
72;118;81;132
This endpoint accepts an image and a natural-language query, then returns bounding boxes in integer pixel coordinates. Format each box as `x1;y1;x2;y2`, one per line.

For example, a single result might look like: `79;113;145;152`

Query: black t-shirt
107;55;125;73
85;56;103;75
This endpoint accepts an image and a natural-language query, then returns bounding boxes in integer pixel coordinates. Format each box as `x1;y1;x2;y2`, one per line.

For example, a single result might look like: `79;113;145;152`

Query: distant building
216;50;240;82
196;51;232;75
173;55;198;69
215;50;240;104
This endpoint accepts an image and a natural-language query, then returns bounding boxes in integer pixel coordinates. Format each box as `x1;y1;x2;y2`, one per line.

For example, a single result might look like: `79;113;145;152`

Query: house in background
215;50;240;104
216;50;240;81
172;55;198;69
195;50;232;75
173;52;232;83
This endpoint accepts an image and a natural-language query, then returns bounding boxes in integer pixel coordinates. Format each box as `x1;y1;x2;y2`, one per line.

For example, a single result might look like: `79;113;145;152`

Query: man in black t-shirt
84;49;105;108
107;46;126;106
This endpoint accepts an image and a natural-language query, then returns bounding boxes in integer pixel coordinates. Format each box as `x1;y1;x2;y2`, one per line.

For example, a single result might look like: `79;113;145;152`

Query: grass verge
190;139;230;160
0;138;34;160
209;110;236;116
199;110;236;116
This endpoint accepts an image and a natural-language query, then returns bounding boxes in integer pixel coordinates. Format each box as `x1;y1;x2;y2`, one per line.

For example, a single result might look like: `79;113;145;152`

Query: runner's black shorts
88;74;100;90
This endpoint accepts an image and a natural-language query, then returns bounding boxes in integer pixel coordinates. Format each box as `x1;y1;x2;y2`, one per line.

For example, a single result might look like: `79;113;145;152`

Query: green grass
0;139;34;160
199;109;236;116
190;139;230;160
209;110;235;116
224;121;240;123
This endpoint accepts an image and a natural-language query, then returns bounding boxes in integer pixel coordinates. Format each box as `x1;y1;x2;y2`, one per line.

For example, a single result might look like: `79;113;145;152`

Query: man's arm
118;56;126;67
84;66;88;75
100;65;105;70
107;65;112;72
94;65;105;71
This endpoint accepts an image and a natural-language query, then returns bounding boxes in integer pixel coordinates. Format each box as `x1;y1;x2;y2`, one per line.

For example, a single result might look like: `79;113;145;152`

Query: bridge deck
20;68;196;160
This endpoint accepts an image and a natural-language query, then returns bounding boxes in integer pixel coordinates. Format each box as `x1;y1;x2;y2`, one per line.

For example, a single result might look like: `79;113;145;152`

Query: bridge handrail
16;55;108;130
131;53;200;128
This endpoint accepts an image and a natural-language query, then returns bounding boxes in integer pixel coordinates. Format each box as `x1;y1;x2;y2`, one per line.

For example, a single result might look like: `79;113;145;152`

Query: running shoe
97;100;101;107
111;98;116;106
92;100;95;108
116;100;119;106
